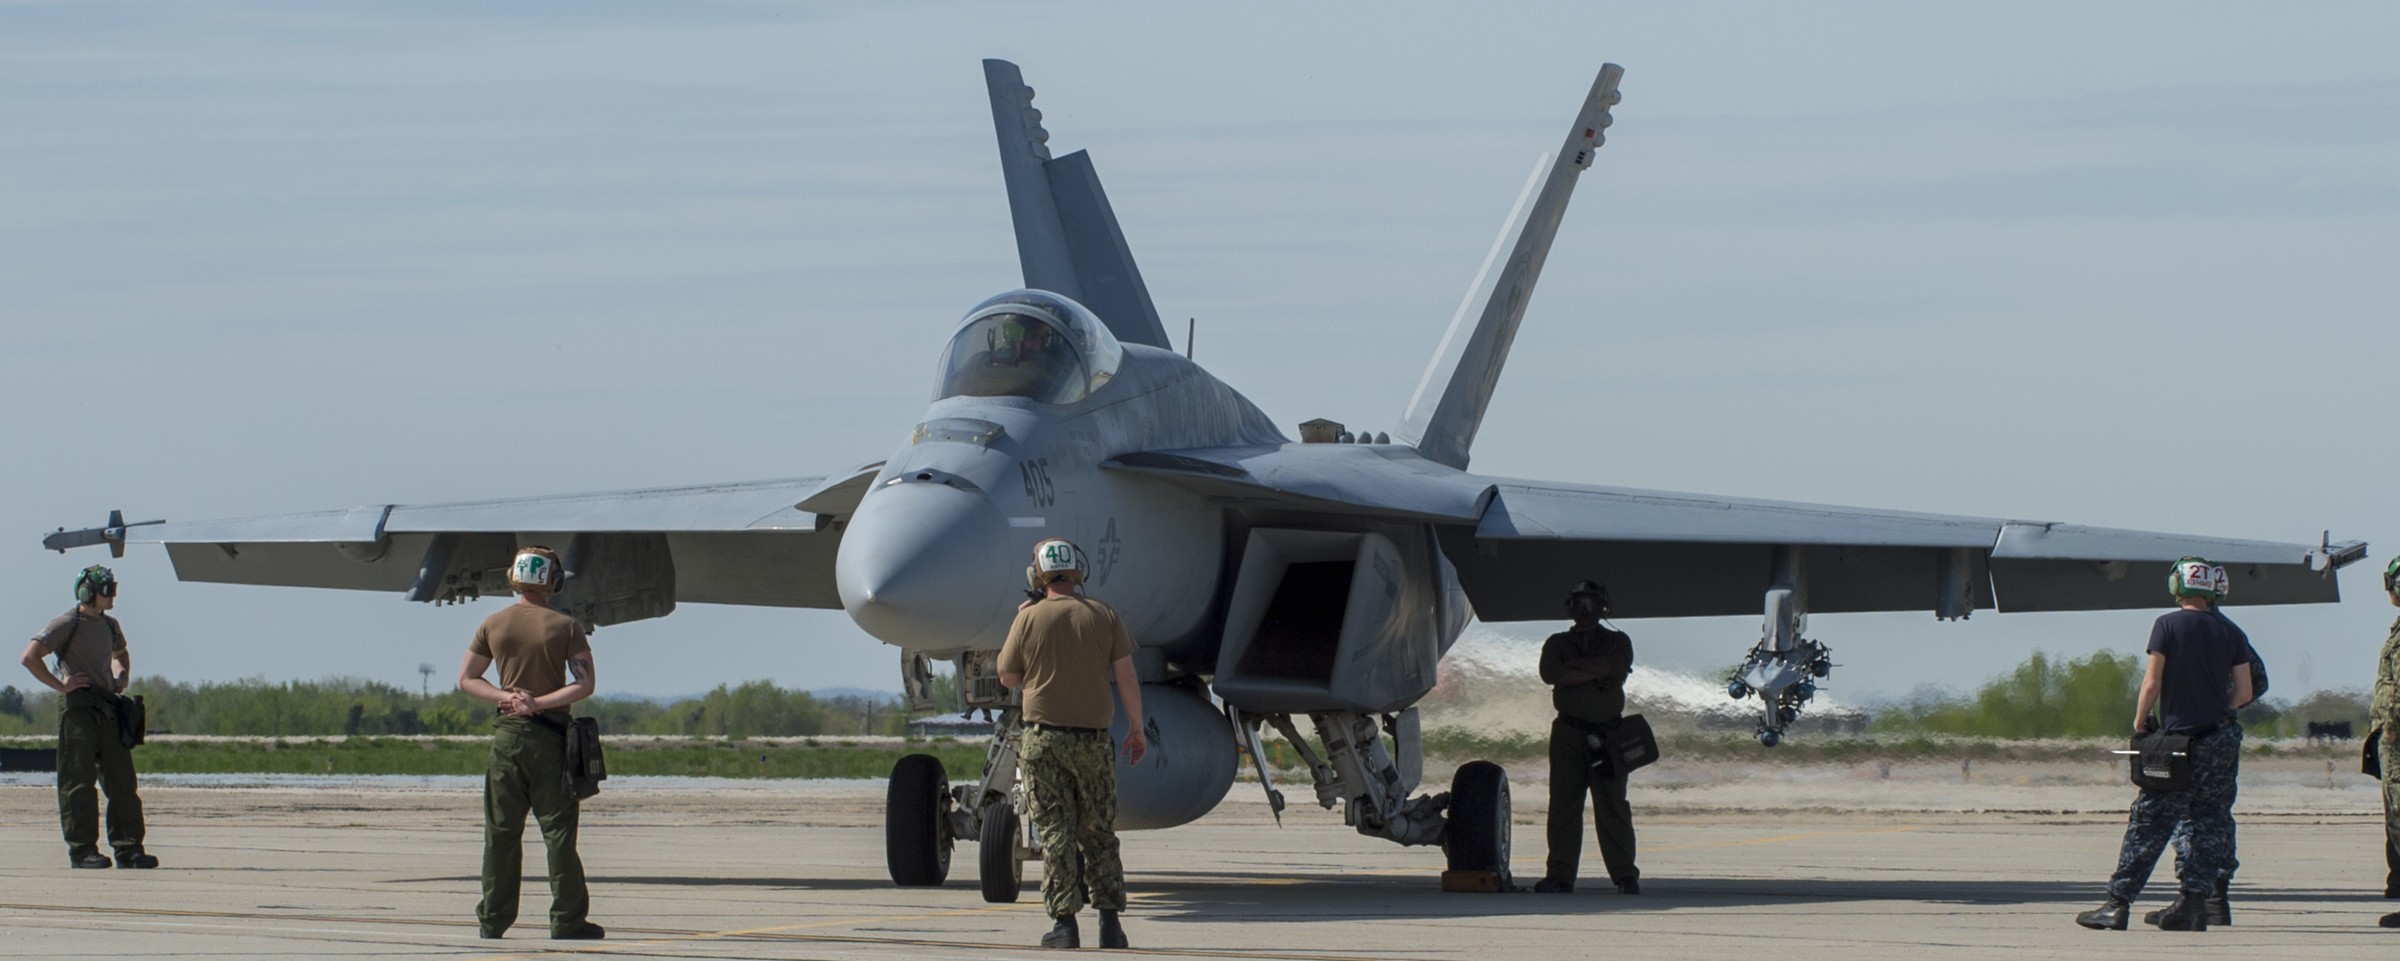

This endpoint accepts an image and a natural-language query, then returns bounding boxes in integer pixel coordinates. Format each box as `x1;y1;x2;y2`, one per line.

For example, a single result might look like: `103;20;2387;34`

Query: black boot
1041;914;1080;949
2152;894;2209;931
1098;910;1128;949
2206;878;2230;926
2074;897;2128;931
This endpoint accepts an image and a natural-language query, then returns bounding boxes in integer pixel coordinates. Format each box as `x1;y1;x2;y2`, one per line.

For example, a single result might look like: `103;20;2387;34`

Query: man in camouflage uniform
2076;558;2252;932
999;538;1147;950
2373;556;2400;926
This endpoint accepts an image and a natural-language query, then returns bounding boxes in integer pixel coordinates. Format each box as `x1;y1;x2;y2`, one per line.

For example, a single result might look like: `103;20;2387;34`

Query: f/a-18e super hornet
48;60;2367;899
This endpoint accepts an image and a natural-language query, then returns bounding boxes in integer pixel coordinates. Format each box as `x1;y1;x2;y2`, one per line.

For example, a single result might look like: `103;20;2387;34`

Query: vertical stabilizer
982;60;1173;350
1396;64;1624;469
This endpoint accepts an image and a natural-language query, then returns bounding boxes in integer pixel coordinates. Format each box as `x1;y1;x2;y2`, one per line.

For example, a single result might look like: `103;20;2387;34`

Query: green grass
0;737;989;779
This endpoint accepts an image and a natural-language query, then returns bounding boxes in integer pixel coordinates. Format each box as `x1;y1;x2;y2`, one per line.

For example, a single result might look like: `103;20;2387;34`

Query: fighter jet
46;61;2366;899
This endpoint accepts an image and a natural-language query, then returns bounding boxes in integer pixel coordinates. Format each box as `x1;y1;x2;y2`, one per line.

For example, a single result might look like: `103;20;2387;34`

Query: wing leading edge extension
1105;443;2365;621
44;464;883;627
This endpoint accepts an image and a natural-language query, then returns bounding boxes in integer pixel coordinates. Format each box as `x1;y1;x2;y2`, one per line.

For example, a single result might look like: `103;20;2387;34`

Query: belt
1029;723;1106;734
1559;715;1619;735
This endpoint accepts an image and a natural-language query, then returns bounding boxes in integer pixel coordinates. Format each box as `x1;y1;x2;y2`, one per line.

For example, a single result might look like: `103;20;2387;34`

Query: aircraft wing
1456;478;2360;619
1105;444;2364;620
42;463;883;627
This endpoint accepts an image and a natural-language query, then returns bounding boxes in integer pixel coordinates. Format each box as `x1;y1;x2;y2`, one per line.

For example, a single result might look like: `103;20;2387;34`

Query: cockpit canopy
936;290;1123;405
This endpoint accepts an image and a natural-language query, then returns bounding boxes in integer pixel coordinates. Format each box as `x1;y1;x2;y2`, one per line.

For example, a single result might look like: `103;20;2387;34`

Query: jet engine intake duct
1111;684;1237;830
1210;527;1442;716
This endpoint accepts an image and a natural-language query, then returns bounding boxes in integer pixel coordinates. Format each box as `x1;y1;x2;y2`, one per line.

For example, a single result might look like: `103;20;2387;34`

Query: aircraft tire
1444;760;1511;874
979;804;1024;903
885;753;952;886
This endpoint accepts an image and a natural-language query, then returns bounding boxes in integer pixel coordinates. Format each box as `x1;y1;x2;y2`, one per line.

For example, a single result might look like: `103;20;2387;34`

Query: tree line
1869;649;2372;739
0;677;908;738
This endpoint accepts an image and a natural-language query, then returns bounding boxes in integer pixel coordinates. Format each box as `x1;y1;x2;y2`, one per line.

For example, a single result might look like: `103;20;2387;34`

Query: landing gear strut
883;652;1035;899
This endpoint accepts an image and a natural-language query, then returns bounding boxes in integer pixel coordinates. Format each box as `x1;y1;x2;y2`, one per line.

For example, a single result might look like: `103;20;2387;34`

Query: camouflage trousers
1023;727;1124;918
2384;735;2400;890
2106;723;2241;901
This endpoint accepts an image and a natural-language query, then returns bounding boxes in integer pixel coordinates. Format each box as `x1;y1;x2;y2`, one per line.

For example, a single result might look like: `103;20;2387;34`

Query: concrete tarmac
2;774;2396;960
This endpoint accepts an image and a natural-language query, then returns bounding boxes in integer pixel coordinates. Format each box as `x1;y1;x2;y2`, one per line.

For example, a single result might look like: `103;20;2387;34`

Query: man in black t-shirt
2076;558;2252;932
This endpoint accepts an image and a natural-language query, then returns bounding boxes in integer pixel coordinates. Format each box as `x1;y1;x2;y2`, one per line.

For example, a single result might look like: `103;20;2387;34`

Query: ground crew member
458;546;603;941
2076;557;2250;932
2373;556;2400;926
1532;580;1639;894
998;537;1147;949
2147;578;2262;927
19;565;155;870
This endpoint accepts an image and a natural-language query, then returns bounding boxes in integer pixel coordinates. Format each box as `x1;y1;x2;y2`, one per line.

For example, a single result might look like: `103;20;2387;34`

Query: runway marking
1646;823;1923;853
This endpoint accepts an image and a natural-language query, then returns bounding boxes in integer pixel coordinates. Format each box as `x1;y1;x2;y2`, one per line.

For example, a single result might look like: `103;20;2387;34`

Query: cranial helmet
1028;538;1088;588
1566;579;1610;615
2168;556;2224;600
2385;555;2400;595
73;565;117;603
509;546;565;593
2210;563;2232;602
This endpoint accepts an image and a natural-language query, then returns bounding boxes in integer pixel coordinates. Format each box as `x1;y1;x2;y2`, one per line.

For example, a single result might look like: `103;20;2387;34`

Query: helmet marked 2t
2168;556;2226;600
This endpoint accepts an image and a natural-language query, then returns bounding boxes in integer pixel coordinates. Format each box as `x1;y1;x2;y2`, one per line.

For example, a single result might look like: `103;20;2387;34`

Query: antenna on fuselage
1186;317;1195;360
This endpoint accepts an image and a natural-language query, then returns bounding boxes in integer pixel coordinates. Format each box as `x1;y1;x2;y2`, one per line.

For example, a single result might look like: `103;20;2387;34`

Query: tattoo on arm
568;656;593;685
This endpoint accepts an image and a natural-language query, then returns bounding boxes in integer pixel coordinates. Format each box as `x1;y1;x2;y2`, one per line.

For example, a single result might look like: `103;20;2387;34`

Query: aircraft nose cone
836;479;1016;649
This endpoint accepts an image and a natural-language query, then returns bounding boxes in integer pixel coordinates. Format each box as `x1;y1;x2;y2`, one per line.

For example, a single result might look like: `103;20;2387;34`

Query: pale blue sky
4;1;2394;701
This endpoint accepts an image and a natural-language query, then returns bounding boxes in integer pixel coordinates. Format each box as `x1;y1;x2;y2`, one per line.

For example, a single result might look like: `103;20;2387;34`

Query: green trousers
1545;717;1638;885
57;688;144;862
1024;727;1125;918
478;716;589;934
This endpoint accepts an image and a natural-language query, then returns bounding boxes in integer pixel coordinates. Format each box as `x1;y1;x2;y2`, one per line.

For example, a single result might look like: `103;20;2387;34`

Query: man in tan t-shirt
458;546;602;941
998;537;1145;950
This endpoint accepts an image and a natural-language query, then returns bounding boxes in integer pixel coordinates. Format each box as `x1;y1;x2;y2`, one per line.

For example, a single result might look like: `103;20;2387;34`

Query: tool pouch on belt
2128;731;2193;792
83;689;147;749
2367;727;2384;779
533;713;607;801
1580;714;1660;779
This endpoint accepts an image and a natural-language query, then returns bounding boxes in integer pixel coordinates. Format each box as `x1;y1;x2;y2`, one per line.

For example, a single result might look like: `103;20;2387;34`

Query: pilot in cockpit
992;317;1062;367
